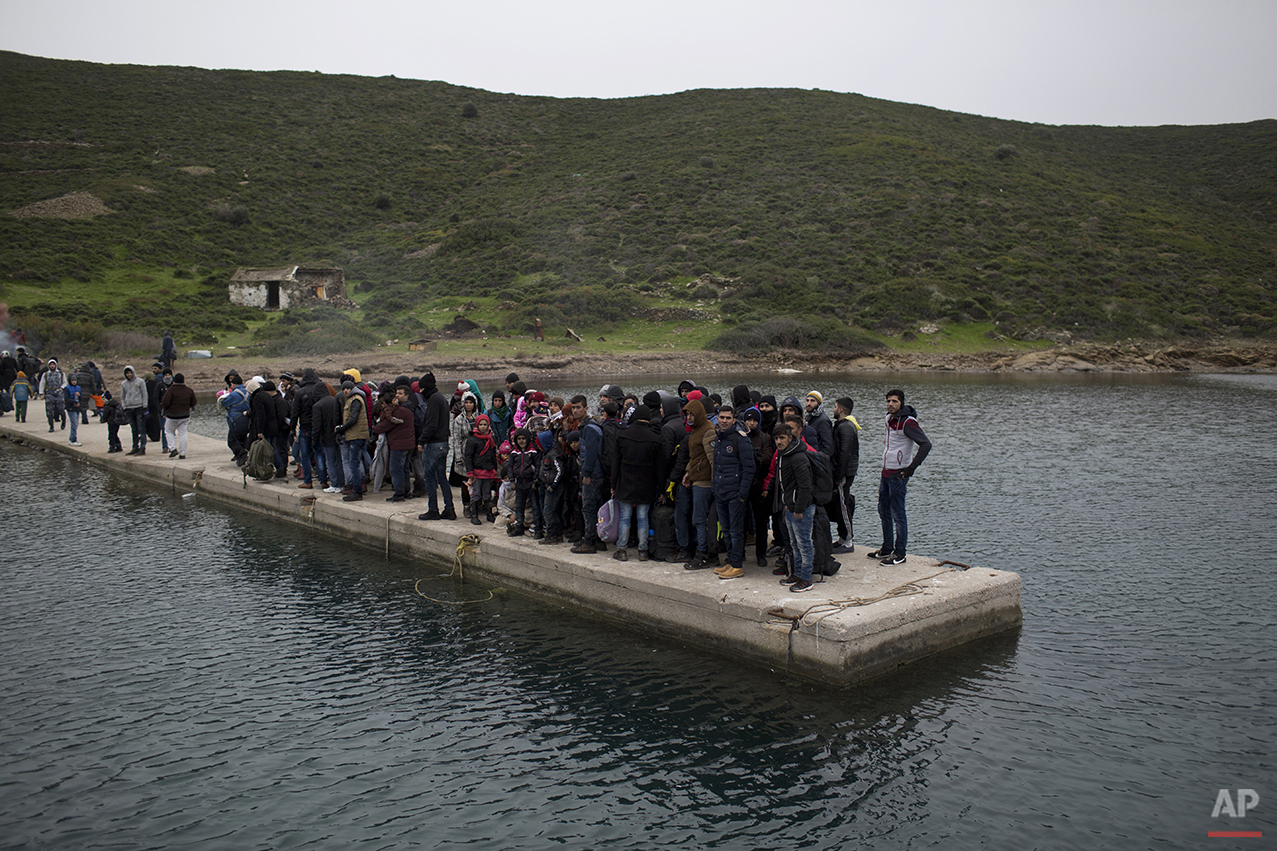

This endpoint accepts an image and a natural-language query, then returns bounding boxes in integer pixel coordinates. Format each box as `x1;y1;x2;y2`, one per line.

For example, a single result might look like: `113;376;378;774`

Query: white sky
5;0;1276;127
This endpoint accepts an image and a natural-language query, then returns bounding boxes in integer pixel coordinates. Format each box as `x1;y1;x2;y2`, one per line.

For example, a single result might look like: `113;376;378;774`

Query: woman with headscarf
447;390;479;511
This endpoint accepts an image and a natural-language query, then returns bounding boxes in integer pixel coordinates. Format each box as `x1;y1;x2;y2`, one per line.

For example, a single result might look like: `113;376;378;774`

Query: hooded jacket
773;435;814;515
711;420;755;501
291;368;320;431
312;384;342;446
121;366;148;409
418;374;450;444
507;428;541;488
682;399;713;486
831;411;861;481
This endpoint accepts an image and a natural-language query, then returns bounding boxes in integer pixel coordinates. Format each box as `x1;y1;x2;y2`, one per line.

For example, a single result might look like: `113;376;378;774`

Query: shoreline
96;339;1277;392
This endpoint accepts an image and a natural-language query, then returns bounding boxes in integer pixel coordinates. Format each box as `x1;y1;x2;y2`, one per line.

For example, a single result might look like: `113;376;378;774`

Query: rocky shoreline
113;340;1277;393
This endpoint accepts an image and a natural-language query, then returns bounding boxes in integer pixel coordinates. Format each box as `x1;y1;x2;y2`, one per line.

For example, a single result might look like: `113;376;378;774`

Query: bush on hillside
253;307;380;357
705;314;884;357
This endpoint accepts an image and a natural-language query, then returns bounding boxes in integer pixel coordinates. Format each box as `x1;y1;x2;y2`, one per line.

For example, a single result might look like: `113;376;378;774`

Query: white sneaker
323;486;340;493
69;441;82;447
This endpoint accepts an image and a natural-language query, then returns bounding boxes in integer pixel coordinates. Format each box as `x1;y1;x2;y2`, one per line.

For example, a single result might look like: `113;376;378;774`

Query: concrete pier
1;417;1021;686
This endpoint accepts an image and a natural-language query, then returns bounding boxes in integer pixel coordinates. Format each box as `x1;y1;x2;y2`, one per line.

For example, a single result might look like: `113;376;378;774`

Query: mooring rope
769;562;971;629
414;534;494;605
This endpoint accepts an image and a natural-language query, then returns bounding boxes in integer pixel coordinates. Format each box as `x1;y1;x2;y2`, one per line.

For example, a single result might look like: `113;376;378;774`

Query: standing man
772;425;816;593
38;358;67;433
571;395;606;555
804;391;834;455
121;365;149;455
709;406;754;580
830;397;861;553
160;331;178;371
336;380;369;502
870;389;931;566
416;372;457;521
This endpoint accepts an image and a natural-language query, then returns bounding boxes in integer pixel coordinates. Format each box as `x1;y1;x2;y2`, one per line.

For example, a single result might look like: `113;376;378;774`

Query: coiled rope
414;534;494;605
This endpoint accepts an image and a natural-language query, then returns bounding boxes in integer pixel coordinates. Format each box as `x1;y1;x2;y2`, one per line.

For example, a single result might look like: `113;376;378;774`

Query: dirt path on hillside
102;340;1277;393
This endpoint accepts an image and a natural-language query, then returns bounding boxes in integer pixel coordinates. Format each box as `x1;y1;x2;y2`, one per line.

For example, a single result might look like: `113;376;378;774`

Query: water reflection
4;370;1275;848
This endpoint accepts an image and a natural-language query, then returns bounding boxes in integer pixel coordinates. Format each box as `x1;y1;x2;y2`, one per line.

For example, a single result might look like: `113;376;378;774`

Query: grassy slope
0;50;1274;356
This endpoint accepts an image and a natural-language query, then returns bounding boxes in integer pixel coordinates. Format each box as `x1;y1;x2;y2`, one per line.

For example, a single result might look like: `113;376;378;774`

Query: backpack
244;438;277;481
596;498;620;543
649;503;679;561
806;448;834;504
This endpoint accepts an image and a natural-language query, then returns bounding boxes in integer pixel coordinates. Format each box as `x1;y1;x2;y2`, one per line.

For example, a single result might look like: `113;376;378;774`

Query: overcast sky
5;0;1275;127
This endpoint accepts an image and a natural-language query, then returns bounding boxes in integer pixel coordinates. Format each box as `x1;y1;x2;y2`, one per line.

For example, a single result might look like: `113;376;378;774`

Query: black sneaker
532;529;545;540
342;492;363;502
440;508;457;521
867;547;892;559
418;510;441;521
765;544;784;557
772;565;789;576
539;535;564;545
880;553;906;565
683;552;712;570
779;573;799;586
570;541;597;554
790;579;815;593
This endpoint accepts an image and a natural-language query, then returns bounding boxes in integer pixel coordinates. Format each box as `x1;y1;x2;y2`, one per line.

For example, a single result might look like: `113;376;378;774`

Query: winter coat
831;414;861;482
682;399;713;486
372;402;416;451
312;388;342;446
711;424;755;501
773;437;814;515
507;430;541;488
161;383;198;419
612;417;664;504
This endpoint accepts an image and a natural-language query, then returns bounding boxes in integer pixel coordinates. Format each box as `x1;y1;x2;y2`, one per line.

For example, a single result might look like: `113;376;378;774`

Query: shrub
705;314;884;357
374;193;391;210
213;204;250;225
994;144;1020;160
461;102;478;118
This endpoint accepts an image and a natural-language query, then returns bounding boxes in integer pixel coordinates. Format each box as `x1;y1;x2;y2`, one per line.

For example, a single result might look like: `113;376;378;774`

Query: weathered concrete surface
0;416;1022;686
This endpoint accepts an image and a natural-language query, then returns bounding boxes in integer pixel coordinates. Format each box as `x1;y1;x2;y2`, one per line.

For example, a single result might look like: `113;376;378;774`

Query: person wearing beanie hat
804;391;834;455
10;369;33;423
38;358;67;433
336;379;370;500
251;380;289;478
505;372;520;391
414;371;456;520
830;396;862;552
160;372;198;459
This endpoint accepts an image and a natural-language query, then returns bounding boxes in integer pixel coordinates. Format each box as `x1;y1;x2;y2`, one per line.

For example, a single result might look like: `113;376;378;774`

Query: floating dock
1;418;1021;686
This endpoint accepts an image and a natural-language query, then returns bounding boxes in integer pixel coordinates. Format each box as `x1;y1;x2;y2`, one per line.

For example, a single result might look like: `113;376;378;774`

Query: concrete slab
0;415;1022;686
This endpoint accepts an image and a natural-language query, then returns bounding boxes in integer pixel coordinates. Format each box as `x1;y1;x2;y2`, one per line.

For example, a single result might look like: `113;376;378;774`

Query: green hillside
1;49;1274;352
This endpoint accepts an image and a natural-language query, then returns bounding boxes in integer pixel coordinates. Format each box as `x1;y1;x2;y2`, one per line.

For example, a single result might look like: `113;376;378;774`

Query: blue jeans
617;502;651;552
421;441;453;513
878;473;909;556
784;504;817;581
317;443;344;488
296;429;314;484
342;438;367;493
389;448;411;497
714;492;746;569
68;411;79;443
581;479;605;545
690;485;712;554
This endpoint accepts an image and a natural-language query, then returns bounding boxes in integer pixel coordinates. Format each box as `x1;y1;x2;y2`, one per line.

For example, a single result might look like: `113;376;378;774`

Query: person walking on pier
870;389;931;566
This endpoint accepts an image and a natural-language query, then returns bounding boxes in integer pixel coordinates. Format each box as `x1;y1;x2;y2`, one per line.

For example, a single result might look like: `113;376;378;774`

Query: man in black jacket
830;396;861;552
291;368;321;488
417;372;457;521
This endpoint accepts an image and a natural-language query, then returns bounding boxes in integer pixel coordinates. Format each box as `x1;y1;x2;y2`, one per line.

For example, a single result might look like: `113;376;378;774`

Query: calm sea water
2;372;1274;849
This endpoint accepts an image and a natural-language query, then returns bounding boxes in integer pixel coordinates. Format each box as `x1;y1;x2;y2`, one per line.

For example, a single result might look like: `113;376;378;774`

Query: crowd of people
0;351;933;594
210;368;931;594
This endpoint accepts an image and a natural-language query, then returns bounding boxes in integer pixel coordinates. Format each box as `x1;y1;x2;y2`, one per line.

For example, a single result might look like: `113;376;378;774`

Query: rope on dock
414;534;493;605
769;566;964;629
